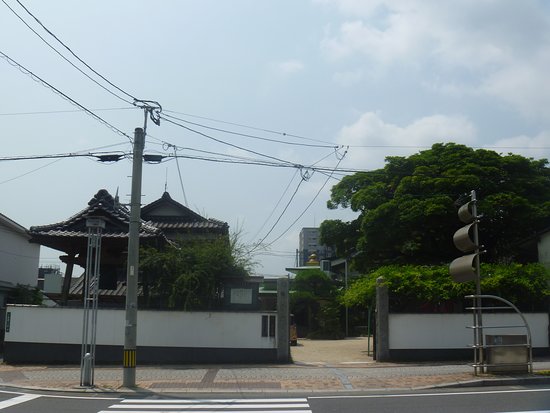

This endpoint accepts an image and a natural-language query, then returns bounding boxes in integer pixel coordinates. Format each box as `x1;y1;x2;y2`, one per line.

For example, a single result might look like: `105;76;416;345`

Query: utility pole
122;101;161;388
122;127;144;387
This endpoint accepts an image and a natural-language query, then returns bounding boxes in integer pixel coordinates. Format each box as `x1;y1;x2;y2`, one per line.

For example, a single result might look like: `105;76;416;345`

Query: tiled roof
142;191;228;232
29;189;161;238
150;220;227;230
69;275;142;297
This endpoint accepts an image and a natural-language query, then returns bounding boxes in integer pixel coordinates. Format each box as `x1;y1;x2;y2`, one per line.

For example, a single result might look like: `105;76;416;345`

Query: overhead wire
163;109;335;146
0;142;130;185
164;110;550;152
14;0;138;103
161;112;339;149
250;169;300;242
165;144;189;207
248;171;308;254
2;0;134;105
0;49;133;143
259;146;349;251
160;115;303;167
0;107;136;116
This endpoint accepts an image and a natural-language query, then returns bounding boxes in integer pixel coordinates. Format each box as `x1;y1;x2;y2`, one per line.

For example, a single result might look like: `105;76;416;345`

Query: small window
261;315;276;338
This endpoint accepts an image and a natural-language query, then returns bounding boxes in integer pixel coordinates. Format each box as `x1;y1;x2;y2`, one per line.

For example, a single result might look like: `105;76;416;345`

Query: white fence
387;312;548;360
4;305;278;364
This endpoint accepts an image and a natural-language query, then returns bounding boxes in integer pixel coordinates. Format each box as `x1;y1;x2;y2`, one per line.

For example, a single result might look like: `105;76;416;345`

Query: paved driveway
291;337;374;365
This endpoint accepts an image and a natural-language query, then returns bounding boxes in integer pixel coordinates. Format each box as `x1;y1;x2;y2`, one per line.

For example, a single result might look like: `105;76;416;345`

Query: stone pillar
276;277;290;362
376;276;390;362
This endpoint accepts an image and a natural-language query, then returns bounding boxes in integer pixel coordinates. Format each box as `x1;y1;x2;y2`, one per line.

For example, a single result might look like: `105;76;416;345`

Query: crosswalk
0;394;41;410
99;397;312;413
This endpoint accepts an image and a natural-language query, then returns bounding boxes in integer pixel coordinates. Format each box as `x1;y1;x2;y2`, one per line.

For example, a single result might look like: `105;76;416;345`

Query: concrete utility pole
122;127;145;388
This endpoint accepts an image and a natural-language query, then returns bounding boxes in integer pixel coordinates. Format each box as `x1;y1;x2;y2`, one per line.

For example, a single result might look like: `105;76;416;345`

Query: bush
342;263;550;313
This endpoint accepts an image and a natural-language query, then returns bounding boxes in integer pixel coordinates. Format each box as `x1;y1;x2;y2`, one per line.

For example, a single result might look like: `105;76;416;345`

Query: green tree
140;236;249;310
7;284;43;305
290;269;344;339
325;143;550;270
341;263;550;313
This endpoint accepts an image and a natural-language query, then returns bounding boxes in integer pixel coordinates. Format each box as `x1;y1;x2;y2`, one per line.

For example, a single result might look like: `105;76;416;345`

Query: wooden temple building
28;189;229;306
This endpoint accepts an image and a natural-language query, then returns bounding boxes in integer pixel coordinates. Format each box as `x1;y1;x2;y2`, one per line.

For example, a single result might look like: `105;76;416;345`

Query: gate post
376;276;390;362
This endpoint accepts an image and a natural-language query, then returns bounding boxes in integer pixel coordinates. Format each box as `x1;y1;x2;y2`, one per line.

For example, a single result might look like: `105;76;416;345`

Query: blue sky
1;0;550;276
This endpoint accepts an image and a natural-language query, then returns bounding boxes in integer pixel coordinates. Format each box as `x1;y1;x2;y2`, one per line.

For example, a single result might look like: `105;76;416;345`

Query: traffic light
449;194;481;283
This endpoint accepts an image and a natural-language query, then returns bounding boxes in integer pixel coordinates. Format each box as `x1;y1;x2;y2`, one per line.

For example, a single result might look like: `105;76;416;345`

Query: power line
2;0;133;105
163;110;550;152
163;109;335;146
161;112;339;149
261;147;349;251
0;107;135;116
160;115;302;168
0;49;133;143
14;0;138;103
249;173;308;254
0;158;63;185
250;169;300;242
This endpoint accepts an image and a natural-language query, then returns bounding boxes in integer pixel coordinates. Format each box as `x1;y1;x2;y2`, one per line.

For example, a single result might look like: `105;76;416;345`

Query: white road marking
310;387;550;399
101;397;312;412
0;394;40;409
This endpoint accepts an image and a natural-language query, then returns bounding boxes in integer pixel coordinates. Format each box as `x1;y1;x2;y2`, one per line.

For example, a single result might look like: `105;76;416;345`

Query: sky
1;0;550;277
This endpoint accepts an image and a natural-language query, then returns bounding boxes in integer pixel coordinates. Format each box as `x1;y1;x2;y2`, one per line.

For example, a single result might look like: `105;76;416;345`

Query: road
1;385;550;412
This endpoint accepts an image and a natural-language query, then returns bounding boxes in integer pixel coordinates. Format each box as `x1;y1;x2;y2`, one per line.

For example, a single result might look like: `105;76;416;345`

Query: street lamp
80;216;105;387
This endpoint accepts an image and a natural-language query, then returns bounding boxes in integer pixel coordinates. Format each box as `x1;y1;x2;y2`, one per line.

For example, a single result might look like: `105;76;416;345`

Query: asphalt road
1;385;550;413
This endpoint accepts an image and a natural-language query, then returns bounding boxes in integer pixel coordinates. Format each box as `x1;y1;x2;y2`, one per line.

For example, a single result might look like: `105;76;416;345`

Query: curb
2;374;550;396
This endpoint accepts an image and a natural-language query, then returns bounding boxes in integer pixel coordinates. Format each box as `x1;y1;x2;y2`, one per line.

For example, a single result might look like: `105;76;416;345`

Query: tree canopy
322;143;550;270
290;269;344;339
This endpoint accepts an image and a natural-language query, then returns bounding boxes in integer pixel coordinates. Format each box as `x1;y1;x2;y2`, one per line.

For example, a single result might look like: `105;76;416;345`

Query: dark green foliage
325;143;550;270
341;263;550;313
140;237;248;310
290;269;344;338
7;284;43;305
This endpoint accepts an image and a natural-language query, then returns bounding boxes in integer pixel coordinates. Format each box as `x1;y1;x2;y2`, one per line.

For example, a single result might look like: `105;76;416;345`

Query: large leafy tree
322;143;550;270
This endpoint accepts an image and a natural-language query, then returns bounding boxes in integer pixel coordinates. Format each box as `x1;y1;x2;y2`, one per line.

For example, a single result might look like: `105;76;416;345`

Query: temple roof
29;189;162;253
141;191;228;234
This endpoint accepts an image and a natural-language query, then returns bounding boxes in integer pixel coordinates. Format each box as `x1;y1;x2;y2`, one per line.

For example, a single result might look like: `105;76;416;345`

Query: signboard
230;288;252;305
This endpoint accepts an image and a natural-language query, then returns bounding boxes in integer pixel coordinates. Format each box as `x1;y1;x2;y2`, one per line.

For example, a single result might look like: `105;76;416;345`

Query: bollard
81;352;94;387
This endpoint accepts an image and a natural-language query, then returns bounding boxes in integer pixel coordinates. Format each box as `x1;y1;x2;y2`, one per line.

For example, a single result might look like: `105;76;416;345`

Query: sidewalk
0;338;549;394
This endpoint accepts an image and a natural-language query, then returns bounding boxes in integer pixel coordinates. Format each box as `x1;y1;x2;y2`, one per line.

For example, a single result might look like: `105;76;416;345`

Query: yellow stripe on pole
123;349;136;368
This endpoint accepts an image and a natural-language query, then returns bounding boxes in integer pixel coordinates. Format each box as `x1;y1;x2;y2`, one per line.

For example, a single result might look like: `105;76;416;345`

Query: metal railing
466;294;533;375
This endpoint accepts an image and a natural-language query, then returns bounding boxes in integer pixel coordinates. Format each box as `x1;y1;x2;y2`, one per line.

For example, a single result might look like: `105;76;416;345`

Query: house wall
538;231;550;269
4;305;278;364
388;313;549;361
0;219;39;289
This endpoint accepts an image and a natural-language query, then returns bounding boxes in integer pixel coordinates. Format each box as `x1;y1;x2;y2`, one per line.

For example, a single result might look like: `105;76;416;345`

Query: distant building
37;266;63;294
297;227;333;266
0;213;39;302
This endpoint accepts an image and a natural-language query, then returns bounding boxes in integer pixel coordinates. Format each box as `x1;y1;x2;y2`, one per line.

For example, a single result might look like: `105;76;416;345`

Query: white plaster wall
389;313;548;349
5;305;277;349
0;221;39;287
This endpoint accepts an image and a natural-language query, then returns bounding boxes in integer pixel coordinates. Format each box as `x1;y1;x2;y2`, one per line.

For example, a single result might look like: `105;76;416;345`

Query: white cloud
332;69;363;86
277;59;305;75
317;0;550;122
481;50;550;121
335;112;477;169
489;131;550;161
